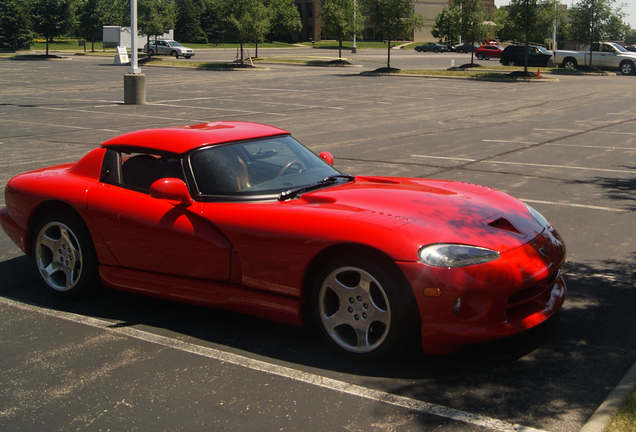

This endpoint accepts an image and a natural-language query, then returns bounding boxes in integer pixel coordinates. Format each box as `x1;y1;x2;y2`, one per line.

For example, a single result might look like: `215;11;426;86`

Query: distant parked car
415;42;447;53
476;45;504;60
500;45;552;67
454;43;479;53
625;45;636;52
144;39;195;59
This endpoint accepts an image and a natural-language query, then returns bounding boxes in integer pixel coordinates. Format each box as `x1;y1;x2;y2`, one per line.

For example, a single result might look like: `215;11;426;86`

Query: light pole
124;0;146;104
352;0;357;53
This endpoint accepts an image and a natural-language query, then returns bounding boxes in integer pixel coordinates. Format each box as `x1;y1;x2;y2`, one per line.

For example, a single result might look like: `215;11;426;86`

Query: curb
579;360;636;432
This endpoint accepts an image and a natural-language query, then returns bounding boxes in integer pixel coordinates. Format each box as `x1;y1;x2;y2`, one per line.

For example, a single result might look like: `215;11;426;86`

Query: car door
597;44;617;68
86;150;233;281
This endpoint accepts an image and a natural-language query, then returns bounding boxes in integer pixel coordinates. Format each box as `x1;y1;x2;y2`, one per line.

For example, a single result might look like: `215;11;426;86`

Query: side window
118;152;184;192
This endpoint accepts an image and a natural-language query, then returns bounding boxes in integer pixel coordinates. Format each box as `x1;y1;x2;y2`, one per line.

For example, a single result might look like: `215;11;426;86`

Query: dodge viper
0;121;566;358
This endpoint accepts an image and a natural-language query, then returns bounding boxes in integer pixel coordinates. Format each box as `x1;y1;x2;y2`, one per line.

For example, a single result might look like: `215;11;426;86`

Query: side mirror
319;151;334;166
149;178;193;207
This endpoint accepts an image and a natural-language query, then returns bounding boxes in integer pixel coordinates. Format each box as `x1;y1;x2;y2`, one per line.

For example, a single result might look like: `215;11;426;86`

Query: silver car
144;39;195;59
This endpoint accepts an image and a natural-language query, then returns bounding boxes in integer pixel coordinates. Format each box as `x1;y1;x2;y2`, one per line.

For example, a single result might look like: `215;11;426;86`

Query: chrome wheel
477;53;484;60
563;59;577;69
32;212;98;297
318;266;391;353
35;221;83;292
620;61;634;75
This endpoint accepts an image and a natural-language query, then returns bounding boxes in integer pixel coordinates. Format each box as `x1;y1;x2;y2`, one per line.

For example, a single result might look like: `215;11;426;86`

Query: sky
494;1;636;30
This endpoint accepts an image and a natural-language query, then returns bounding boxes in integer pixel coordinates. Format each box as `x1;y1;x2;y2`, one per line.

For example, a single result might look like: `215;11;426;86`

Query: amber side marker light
423;288;442;297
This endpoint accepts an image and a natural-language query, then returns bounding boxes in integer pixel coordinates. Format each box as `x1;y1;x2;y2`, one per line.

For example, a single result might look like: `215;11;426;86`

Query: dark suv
500;45;552;67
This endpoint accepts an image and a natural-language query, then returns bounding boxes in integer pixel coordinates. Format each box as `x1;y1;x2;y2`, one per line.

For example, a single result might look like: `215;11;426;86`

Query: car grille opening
505;272;558;322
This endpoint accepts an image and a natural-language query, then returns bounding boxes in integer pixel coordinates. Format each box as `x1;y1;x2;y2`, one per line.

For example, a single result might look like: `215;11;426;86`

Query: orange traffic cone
536;68;541;78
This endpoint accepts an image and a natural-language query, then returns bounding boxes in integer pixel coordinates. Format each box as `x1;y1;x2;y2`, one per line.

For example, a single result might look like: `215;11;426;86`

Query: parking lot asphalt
1;52;635;432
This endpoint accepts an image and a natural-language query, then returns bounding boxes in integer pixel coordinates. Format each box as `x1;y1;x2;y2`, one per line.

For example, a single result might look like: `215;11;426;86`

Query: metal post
352;0;357;54
124;0;146;104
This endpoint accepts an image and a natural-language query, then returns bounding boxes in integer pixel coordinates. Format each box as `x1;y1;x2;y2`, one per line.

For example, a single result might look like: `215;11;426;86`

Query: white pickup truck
554;42;636;75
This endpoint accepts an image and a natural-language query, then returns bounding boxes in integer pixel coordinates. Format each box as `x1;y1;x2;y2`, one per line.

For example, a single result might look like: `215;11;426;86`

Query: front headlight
525;204;551;230
419;244;500;268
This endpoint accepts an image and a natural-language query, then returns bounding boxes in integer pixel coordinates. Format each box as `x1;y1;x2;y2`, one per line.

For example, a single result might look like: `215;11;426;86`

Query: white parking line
482;140;539;144
520;199;625;213
0;296;547;432
411;155;636;175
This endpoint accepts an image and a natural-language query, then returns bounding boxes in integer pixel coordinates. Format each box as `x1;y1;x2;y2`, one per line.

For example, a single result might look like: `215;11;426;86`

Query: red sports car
0;122;566;359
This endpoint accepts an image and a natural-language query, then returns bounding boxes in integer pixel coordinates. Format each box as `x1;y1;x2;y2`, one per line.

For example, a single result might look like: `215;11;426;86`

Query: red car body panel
101;121;290;154
1;122;566;354
476;45;504;59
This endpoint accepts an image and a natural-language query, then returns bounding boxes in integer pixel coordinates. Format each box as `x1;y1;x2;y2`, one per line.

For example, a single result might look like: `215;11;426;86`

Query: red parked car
0;122;566;359
476;45;505;60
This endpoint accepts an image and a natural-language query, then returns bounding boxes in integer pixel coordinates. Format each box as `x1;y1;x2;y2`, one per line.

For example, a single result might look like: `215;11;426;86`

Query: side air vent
487;217;522;235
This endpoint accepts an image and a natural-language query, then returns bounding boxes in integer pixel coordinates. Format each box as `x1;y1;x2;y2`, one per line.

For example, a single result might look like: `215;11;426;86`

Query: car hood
300;176;545;254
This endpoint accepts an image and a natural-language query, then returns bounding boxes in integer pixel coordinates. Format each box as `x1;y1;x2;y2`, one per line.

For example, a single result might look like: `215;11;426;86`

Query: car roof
101;121;290;154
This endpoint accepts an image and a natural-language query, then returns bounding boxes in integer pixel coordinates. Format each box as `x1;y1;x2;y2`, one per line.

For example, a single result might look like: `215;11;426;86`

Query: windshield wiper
278;174;355;201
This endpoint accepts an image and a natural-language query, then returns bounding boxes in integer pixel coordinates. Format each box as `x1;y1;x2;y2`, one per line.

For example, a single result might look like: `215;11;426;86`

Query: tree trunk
338;39;342;59
387;39;391;69
240;42;244;64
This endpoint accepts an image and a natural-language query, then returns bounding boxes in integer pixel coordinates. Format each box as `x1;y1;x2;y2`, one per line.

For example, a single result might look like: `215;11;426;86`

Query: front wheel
620;60;635;75
507;59;516;66
171;50;179;58
312;256;419;359
32;211;98;297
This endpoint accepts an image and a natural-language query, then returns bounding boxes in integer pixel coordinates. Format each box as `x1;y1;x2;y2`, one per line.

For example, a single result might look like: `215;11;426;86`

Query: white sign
114;46;129;64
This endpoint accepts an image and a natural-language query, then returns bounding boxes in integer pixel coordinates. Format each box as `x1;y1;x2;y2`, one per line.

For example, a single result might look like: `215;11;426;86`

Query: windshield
537;46;551;55
609;42;626;52
189;135;341;199
168;41;184;47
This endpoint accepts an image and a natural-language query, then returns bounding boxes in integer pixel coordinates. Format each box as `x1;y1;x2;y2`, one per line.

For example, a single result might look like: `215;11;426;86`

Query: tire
507;59;516;66
171;50;179;58
484;56;490;60
185;56;191;59
32;211;98;297
458;49;464;53
148;49;155;56
563;58;577;69
312;255;419;359
620;60;634;75
434;48;439;53
477;53;484;60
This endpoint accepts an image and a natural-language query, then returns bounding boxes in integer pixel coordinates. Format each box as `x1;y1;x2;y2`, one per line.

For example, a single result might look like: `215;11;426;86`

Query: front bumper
398;227;566;354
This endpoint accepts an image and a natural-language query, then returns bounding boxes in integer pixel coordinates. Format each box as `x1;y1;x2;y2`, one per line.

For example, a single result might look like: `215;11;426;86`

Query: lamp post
352;0;357;53
124;0;146;104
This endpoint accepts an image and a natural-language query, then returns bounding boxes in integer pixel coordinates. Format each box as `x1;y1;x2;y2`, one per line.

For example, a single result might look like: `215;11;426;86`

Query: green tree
265;0;302;42
200;0;224;43
175;0;208;43
569;0;623;66
0;0;32;51
320;0;363;58
452;0;489;64
625;26;636;45
431;5;460;43
138;0;177;55
219;0;270;63
31;0;75;55
363;0;425;69
505;0;561;71
77;0;108;51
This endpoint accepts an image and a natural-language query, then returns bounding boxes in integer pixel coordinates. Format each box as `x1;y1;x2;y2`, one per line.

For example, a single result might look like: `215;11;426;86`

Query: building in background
294;0;495;43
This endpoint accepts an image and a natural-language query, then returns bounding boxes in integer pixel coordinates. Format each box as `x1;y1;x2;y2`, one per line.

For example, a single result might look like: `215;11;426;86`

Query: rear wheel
563;58;577;69
620;60;634;75
312;255;419;359
32;211;98;297
476;53;484;60
148;49;155;56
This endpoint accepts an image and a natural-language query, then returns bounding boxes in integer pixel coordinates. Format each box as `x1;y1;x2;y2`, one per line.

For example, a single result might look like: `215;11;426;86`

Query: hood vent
487;217;522;235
